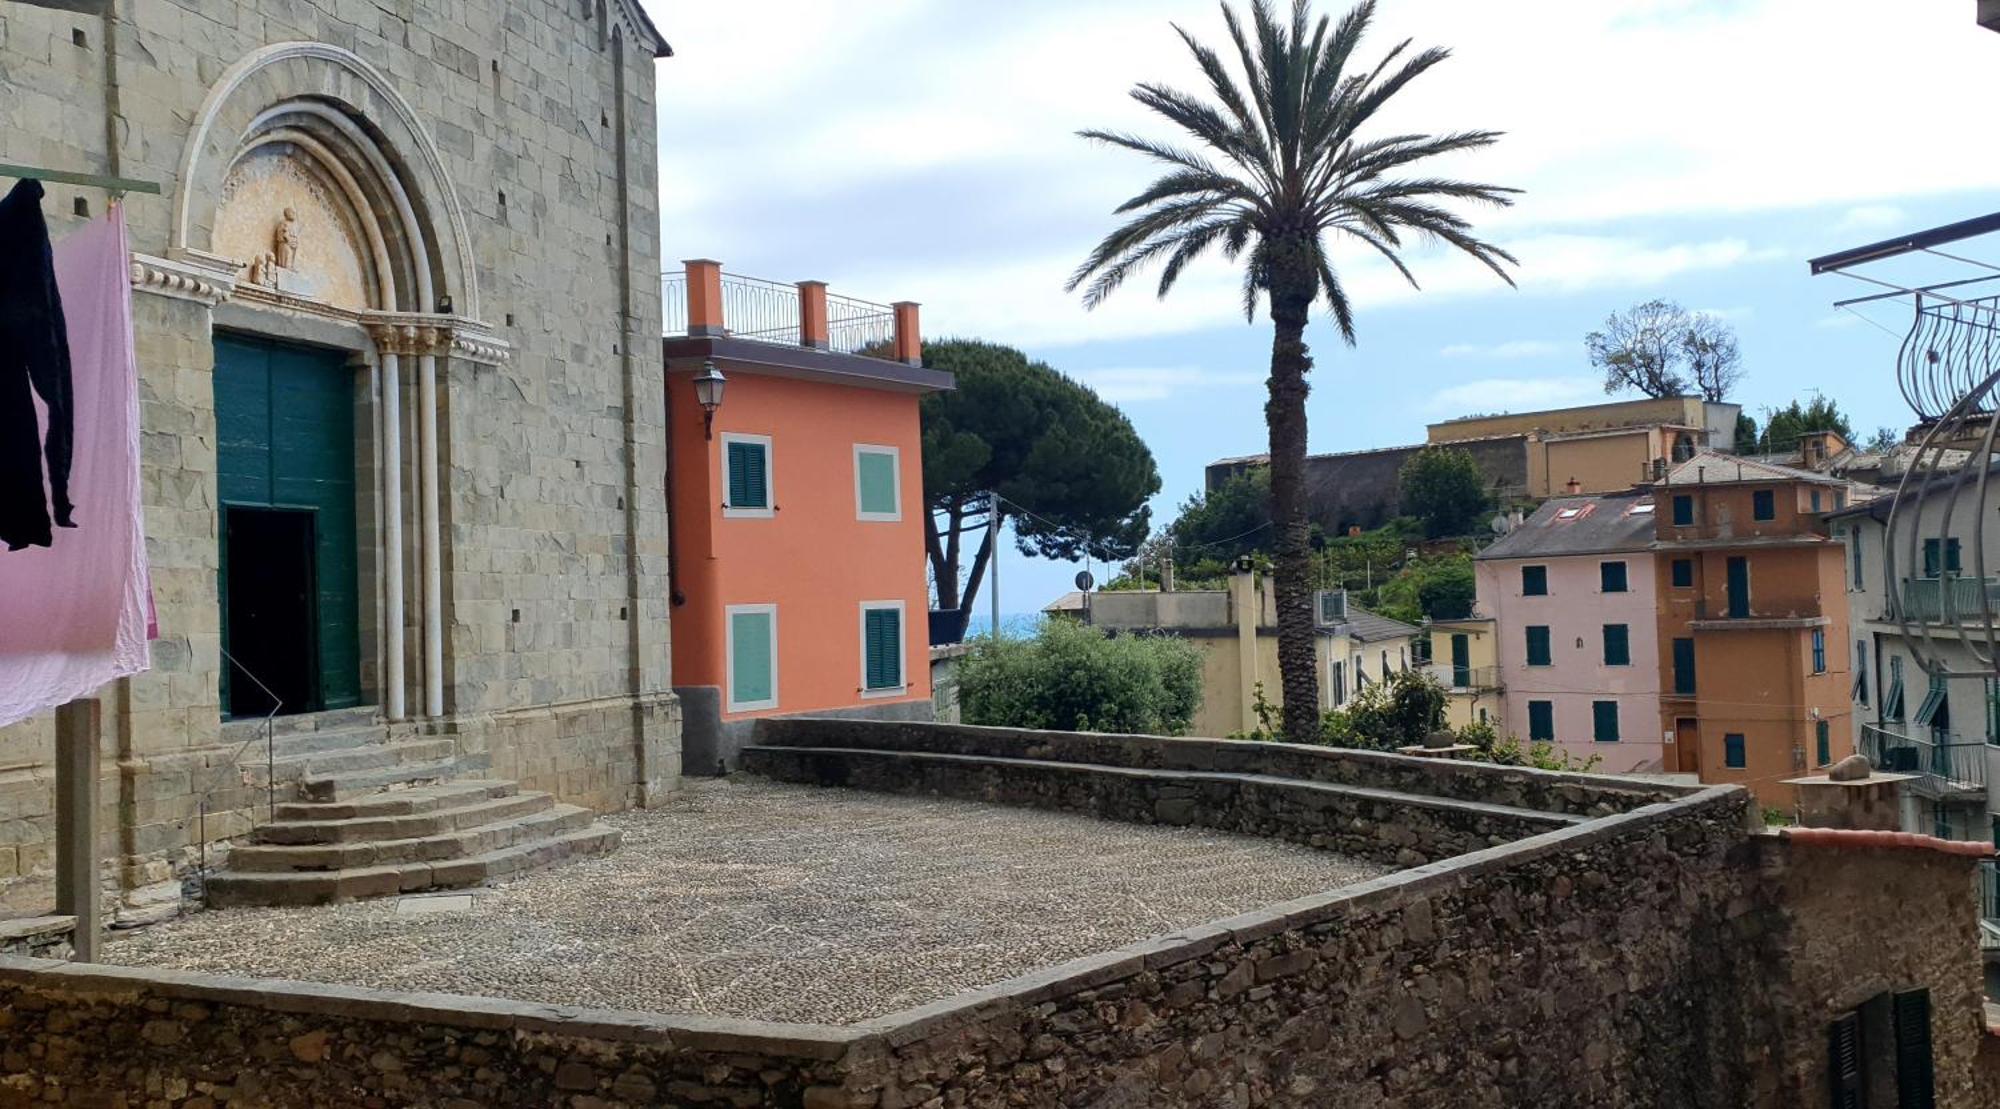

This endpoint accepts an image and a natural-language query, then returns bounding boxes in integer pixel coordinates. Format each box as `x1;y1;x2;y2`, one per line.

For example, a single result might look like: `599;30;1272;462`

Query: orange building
664;261;950;774
1652;453;1870;807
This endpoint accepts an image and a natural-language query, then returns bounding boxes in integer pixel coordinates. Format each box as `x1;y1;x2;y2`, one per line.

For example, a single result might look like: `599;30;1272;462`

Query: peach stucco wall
667;366;931;720
1477;551;1664;772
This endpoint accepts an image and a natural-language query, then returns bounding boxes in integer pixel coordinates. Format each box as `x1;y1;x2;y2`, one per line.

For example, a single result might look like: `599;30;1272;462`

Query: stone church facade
0;0;679;915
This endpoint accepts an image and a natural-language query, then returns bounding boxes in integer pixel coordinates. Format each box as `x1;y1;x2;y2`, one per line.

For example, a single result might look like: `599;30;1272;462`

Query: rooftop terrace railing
1899;575;2000;624
663;262;908;360
1860;722;1987;798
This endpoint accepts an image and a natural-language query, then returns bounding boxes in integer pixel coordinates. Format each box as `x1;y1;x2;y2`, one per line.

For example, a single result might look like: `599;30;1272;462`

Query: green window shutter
1827;1012;1862;1109
1816;720;1830;766
1725;733;1746;768
730;610;774;706
1603;624;1630;666
1526;626;1551;666
1947;538;1963;575
1522;566;1547;596
1892;989;1935;1109
856;450;898;517
1671;558;1693;588
1528;700;1554;742
1672;495;1694;526
1924;538;1942;579
1592;701;1619;742
1753;489;1775;520
1600;561;1627;593
727;441;769;509
864;608;901;690
1673;638;1696;695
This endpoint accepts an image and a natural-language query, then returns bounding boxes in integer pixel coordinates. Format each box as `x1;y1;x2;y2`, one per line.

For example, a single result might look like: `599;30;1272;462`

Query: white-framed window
859;600;906;696
721;432;774;518
726;603;778;711
853;443;902;522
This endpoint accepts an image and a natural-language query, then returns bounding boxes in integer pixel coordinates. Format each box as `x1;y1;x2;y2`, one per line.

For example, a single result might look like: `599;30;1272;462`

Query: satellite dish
1075;570;1096;591
1490;513;1508;534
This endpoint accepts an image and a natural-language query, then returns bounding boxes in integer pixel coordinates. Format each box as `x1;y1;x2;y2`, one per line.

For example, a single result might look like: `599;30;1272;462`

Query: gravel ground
105;778;1389;1024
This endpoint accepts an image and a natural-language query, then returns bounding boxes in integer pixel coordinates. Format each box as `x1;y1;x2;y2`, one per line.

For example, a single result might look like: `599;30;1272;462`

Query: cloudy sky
642;0;2000;615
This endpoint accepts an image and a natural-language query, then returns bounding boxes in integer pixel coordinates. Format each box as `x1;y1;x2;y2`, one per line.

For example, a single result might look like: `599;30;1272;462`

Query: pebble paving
104;778;1389;1024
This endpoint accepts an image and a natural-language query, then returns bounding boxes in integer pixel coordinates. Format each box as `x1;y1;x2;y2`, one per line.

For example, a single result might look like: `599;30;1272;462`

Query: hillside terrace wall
751;718;1682;816
0;727;1991;1106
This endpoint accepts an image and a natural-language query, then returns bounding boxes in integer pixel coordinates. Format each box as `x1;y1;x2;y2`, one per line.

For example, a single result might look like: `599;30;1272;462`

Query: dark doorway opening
223;506;321;718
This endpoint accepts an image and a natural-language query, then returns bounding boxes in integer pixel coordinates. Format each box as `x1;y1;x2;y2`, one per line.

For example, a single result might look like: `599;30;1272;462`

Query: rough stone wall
1205;435;1530;534
751;718;1684;817
0;960;853;1108
0;0;679;910
0;787;1990;1106
746;744;1571;869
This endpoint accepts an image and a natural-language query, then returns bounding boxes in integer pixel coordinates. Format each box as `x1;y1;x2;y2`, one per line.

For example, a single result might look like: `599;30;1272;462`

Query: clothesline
0;163;160;196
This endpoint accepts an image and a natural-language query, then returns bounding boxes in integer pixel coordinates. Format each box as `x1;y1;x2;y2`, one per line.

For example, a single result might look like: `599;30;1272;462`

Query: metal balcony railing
1691;597;1822;622
1860;723;1987;797
663;273;898;358
1898;575;2000;623
1982;860;2000;931
1424;663;1502;692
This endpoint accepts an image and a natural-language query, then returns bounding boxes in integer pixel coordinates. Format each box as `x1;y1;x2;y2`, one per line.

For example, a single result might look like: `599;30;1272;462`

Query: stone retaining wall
754;718;1684;817
747;743;1574;868
2;724;1989;1106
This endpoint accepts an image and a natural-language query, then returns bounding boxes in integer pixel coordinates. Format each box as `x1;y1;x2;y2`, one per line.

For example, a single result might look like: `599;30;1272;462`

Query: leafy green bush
958;619;1204;735
1456;719;1603;772
1346;669;1448;748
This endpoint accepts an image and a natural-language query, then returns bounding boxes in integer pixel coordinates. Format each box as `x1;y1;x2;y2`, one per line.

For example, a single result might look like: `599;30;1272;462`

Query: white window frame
858;599;908;697
725;603;779;711
853;443;902;523
721;432;775;519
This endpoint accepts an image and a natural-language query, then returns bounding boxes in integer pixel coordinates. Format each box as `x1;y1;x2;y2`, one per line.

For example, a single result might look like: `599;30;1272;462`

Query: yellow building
1424;616;1504;729
1075;571;1421;738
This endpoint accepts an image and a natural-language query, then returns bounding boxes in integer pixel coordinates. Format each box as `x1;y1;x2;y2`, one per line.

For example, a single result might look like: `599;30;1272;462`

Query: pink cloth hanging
0;205;152;727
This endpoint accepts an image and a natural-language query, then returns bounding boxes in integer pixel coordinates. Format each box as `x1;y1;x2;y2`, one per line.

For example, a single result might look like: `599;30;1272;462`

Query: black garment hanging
0;177;76;551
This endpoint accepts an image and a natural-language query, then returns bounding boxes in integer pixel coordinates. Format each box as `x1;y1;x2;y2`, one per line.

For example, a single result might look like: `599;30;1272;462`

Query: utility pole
988;493;1002;639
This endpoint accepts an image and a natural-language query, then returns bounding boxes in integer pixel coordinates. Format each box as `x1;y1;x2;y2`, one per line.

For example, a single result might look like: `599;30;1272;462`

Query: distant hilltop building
1206;395;1742;535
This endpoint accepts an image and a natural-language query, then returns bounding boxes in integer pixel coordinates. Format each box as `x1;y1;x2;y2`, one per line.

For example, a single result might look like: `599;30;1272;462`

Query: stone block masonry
1;724;1994;1105
0;0;680;913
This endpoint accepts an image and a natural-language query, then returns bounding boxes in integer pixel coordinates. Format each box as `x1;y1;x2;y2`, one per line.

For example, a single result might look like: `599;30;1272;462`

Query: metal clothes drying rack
3;155;161;961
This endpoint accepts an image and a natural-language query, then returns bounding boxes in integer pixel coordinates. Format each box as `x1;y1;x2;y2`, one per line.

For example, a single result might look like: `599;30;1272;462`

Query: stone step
273;780;519;823
298;753;493;803
221;706;381;743
254;788;554;846
270;738;459;782
205;825;623;908
226;804;598;872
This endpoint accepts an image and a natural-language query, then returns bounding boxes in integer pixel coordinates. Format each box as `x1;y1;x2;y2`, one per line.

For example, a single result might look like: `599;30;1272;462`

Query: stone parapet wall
753;718;1685;816
746;744;1577;868
0;959;851;1108
0;776;1989;1105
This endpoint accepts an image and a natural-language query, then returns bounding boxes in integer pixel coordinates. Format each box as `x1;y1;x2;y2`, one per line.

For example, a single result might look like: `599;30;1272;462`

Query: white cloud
1440;340;1566;359
1815;312;1862;329
646;0;1999;350
1427;376;1606;417
1070;366;1266;403
1834;205;1909;234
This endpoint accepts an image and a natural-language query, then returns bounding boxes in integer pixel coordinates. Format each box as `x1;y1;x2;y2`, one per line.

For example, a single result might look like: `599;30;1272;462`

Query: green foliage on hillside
957;618;1203;736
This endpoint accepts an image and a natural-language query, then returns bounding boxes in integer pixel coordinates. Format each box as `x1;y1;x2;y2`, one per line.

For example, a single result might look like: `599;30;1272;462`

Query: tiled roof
1342;607;1421;643
1661;450;1851;487
1475;491;1659;560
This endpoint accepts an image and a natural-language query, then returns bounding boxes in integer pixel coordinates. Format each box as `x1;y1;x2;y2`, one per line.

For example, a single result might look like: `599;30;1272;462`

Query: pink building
1475;492;1665;773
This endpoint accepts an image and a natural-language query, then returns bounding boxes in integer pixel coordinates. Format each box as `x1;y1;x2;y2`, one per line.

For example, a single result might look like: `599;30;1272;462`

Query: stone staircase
204;709;620;908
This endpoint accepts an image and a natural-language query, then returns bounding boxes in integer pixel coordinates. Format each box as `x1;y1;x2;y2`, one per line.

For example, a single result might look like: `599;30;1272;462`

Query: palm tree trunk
1265;253;1319;745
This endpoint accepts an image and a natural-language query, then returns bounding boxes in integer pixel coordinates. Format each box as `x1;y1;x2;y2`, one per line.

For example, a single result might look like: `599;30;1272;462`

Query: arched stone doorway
145;42;507;725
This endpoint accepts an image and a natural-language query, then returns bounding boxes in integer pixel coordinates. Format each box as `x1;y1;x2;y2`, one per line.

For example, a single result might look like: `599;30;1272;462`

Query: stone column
369;326;409;723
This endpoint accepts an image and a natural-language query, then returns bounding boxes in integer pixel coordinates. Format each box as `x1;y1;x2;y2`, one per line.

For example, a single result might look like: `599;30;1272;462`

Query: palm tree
1069;0;1519;744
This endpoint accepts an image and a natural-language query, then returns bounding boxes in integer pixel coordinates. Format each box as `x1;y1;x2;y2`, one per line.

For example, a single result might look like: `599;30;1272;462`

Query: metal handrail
1859;722;1986;793
660;271;901;358
1982;860;2000;927
1899;574;2000;622
1422;663;1502;692
193;648;283;876
826;290;894;356
663;274;687;336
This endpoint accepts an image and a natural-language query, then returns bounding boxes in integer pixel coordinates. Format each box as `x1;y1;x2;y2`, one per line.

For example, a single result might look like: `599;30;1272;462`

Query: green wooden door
214;335;362;713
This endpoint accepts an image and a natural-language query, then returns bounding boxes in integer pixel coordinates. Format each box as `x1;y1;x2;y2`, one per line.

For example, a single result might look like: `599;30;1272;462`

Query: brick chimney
1564;477;1583;495
798;281;829;350
684;259;725;336
892;301;922;366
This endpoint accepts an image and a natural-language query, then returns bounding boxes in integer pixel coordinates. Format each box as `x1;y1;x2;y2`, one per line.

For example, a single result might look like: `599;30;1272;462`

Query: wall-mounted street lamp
693;359;726;439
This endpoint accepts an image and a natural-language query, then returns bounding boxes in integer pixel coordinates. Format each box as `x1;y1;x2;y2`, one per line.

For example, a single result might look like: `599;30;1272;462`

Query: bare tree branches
1584;299;1743;403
